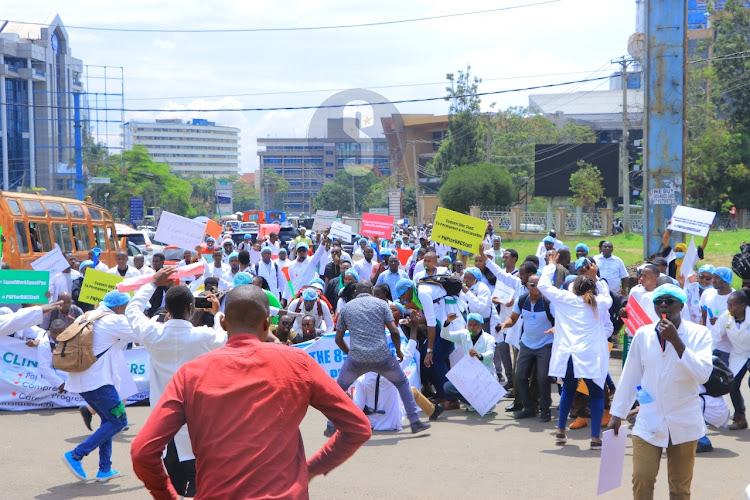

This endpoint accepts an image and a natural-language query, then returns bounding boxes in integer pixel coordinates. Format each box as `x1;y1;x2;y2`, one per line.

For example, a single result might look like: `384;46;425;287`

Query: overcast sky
6;0;636;172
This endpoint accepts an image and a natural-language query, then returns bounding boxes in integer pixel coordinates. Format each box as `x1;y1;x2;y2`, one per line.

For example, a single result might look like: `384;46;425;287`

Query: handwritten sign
30;248;70;276
154;211;207;250
78;269;123;306
446;355;506;416
0;270;49;303
330;221;353;243
312;210;338;231
597;429;627;495
360;213;394;239
431;207;486;254
624;294;652;336
494;281;515;304
668;205;716;237
116;262;204;293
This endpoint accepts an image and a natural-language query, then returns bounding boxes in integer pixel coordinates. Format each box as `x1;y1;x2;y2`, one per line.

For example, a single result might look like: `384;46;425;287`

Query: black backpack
418;275;463;297
703;355;734;397
517;293;555;326
732;252;750;279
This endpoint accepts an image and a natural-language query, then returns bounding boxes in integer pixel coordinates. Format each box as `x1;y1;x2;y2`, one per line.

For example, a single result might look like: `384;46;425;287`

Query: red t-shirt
131;334;371;499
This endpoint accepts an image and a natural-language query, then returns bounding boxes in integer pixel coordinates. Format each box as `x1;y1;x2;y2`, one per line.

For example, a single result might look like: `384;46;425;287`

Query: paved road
2;358;748;499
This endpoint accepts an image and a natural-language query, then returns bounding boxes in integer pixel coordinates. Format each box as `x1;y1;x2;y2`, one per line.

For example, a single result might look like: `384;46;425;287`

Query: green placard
0;270;50;303
78;269;124;306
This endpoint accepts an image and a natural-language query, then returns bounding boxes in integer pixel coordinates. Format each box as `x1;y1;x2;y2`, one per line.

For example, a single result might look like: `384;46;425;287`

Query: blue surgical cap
243;234;251;240
651;284;688;304
311;277;325;288
206;237;215;243
564;275;576;283
543;236;555;244
558;245;570;252
233;272;254;286
394;278;414;299
393;301;406;316
575;243;589;253
714;267;733;285
302;288;318;301
228;252;239;260
296;241;309;250
101;290;131;308
492;235;501;242
698;264;715;275
467;313;484;325
441;255;452;264
380;248;392;257
465;267;482;282
345;268;360;281
79;260;94;271
574;257;589;270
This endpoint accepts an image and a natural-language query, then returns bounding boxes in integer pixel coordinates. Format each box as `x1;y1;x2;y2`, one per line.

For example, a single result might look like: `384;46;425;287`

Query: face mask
675;252;685;259
698;283;713;291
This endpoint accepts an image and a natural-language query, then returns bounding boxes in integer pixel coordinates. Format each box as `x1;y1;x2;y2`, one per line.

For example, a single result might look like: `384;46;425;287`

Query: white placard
493;281;515;304
649;188;675;205
668;205;716;237
312;210;338;231
330;221;353;243
154;211;207;250
446;355;506;416
597;429;627;495
30;248;70;276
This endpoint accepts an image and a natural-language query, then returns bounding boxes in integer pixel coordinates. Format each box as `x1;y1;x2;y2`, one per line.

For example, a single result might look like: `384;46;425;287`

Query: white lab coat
416;282;465;331
460;281;492;320
49;270;80;302
254;259;289;300
0;307;43;336
485;259;524;347
125;283;227;460
288;297;334;334
711;307;750;376
610;320;713;447
106;265;141;279
288;243;327;294
539;264;612;388
203;260;230;279
36;333;64;388
440;328;497;379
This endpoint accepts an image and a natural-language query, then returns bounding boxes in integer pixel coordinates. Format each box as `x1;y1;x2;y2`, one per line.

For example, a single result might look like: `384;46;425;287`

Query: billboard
215;181;233;216
533;143;619;198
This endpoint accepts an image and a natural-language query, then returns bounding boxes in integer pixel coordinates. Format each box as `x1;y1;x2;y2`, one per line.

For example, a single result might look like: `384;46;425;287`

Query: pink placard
116;262;205;292
360;213;394;239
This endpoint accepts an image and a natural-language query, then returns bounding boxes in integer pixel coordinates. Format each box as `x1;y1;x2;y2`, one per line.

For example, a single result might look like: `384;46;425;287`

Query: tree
430;66;485;177
311;169;379;215
568;161;604;213
713;0;750;134
182;175;260;216
312;183;353;214
438;163;516;213
261;169;291;210
402;185;417;220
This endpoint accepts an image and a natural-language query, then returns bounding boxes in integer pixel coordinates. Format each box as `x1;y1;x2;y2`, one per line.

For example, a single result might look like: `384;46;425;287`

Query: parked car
277;226;298;246
230;231;258;246
126;241;151;267
162;245;191;266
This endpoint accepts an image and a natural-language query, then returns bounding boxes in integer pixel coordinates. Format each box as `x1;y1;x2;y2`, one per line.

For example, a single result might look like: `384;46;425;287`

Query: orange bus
0;191;119;270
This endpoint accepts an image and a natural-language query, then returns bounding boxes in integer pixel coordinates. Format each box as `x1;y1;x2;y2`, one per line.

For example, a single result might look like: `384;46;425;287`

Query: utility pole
619;58;631;232
412;142;420;224
485;113;492;163
351;173;355;216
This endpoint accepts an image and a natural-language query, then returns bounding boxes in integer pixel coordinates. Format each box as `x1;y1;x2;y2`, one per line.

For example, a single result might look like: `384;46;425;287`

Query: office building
123;118;240;177
257;118;390;213
0;15;84;195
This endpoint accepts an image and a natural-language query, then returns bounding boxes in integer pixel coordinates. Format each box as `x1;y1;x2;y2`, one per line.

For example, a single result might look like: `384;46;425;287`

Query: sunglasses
698;274;713;280
280;321;293;326
653;298;678;307
527;283;538;288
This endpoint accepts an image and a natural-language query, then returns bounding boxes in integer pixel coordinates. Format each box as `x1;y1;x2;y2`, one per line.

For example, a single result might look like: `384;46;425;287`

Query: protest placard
624;294;652;336
205;219;223;240
668;205;716;237
446;355;506;416
0;270;49;303
312;210;338;231
397;248;412;267
154;211;207;250
597;429;627;495
431;207;486;254
361;213;394;239
117;261;204;292
493;281;515;304
329;221;353;243
30;248;70;276
78;269;123;306
258;223;280;240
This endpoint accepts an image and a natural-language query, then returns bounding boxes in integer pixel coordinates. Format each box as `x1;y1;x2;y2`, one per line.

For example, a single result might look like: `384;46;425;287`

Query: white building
0;15;85;195
123;118;240;177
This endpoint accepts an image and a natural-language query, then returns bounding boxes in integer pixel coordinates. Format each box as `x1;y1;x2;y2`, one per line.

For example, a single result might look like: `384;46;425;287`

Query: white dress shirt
288;243;327;295
204;259;231;279
49;270;81;302
136;266;155;276
593;253;629;294
485;259;524;347
539;264;612;388
711;307;750;376
354;258;376;282
413;266;449;283
125;283;227;460
610;319;713;447
106;265;141;279
63;306;138;394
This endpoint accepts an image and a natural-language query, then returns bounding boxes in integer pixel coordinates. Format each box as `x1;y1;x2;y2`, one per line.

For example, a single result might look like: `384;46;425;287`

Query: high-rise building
257;118;390;214
123;118;240;177
0;15;84;195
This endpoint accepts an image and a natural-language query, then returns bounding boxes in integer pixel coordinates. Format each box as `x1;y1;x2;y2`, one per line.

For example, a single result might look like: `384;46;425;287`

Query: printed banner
329;221;353;243
155;211;207;250
431;207;486;254
0;337;149;411
361;213;394;239
624;294;652;337
0;270;50;303
30;248;70;276
668;205;716;237
78;269;123;306
312;210;338;231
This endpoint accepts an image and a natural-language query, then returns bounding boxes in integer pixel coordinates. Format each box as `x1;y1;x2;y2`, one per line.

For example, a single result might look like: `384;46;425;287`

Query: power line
2;2;558;34
17;76;610;114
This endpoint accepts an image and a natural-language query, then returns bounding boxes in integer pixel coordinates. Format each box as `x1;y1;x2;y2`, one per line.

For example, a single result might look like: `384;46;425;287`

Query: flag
281;266;294;296
680;237;699;285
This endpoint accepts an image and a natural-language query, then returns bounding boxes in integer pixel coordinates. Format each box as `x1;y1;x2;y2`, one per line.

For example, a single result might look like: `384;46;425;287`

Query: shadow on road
364;433;431;446
35;483;143;500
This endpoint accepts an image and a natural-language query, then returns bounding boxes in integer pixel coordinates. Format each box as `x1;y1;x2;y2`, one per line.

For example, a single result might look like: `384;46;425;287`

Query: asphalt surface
2;358;749;499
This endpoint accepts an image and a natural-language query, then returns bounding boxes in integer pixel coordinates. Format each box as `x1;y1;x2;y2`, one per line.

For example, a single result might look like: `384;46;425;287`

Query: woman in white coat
539;251;612;448
711;288;750;430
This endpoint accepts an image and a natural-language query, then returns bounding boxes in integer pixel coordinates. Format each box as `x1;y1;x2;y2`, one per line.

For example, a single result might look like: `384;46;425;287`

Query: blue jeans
557;358;604;439
72;385;127;472
443;380;469;405
418;336;455;401
335;355;421;424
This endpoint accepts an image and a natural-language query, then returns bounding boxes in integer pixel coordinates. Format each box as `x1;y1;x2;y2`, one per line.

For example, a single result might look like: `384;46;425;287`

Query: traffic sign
130;197;144;221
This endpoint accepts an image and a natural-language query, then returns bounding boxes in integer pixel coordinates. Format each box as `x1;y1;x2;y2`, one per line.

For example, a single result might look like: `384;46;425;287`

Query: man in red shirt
130;284;372;499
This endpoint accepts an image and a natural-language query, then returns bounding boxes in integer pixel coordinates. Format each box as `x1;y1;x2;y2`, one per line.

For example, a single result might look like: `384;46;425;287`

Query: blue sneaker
696;435;713;453
62;451;87;481
96;469;121;482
